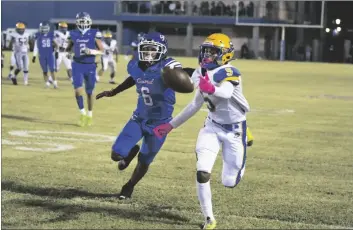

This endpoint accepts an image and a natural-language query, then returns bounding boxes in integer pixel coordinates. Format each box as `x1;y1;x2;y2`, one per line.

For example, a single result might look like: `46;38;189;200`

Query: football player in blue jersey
125;32;145;60
96;32;183;200
32;21;58;88
66;12;104;127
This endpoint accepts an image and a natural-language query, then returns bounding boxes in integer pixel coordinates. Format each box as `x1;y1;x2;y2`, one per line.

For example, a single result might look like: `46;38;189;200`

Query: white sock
49;76;53;81
23;72;28;82
80;109;86;115
46;81;51;87
53;80;58;87
197;181;215;221
87;110;93;117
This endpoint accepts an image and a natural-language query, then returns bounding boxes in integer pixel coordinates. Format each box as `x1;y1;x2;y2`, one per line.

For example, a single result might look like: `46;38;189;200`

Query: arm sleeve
111;76;136;95
33;39;38;57
213;81;234;99
170;89;205;128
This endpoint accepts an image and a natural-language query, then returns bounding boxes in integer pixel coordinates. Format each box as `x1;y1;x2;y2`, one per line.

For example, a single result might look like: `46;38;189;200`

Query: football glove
199;72;215;94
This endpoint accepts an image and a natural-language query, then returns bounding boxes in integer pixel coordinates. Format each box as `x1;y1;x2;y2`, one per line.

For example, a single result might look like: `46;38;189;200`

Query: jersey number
41;39;51;48
18;37;27;46
204;97;215;112
141;86;153;106
79;43;87;55
225;67;233;76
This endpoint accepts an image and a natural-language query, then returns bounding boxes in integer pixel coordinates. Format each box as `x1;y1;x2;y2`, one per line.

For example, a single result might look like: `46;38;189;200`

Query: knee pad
14;69;21;75
197;171;211;183
111;150;123;162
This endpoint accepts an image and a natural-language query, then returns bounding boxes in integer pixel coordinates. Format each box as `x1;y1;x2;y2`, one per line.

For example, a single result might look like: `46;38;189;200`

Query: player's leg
11;53;23;85
8;52;16;79
97;56;107;82
48;53;58;88
108;59;116;84
118;131;167;200
83;63;97;126
63;53;72;81
195;122;221;229
39;56;50;87
221;120;247;188
72;62;86;126
22;54;29;85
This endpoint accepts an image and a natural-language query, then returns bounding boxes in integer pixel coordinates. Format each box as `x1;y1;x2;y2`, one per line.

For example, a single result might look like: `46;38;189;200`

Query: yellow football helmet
199;33;234;69
16;22;26;34
58;22;68;32
103;31;113;38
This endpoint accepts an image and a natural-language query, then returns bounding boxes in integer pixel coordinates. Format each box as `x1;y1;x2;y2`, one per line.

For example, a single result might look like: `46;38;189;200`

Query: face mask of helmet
201;46;221;65
40;25;50;34
138;43;164;62
76;17;91;34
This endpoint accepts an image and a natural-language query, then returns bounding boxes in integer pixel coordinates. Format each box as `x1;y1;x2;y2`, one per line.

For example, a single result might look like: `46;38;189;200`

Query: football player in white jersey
9;22;31;85
54;22;72;81
154;33;250;229
97;31;118;84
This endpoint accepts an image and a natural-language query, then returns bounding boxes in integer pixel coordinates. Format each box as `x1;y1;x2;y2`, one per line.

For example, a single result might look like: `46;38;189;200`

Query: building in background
1;0;352;63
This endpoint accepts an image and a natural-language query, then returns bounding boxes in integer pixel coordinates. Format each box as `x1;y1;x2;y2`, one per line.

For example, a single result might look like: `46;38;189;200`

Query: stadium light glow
325;28;330;33
337;27;341;32
335;19;341;25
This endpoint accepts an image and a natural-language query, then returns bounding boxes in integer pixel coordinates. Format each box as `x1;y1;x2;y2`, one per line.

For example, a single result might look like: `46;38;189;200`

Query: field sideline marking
2;130;116;153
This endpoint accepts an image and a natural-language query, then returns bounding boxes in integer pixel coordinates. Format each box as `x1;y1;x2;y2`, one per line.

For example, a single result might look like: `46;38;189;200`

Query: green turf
2;51;353;229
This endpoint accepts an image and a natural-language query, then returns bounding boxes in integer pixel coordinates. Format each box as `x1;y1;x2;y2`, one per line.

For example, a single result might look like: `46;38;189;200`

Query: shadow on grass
2;114;77;127
2;180;190;225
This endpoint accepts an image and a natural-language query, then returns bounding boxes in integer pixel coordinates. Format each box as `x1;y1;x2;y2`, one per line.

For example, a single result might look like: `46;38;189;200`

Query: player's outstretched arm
32;39;38;63
96;76;136;100
153;89;204;138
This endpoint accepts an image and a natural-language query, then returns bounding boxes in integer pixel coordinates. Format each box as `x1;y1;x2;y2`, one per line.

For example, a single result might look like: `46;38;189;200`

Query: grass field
1;51;353;229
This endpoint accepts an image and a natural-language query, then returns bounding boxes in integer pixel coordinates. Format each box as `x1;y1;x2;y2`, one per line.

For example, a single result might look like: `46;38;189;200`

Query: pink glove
153;123;173;139
199;72;215;94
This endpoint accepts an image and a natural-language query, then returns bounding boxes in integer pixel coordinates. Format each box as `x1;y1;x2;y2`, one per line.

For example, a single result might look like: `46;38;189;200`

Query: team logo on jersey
136;78;154;85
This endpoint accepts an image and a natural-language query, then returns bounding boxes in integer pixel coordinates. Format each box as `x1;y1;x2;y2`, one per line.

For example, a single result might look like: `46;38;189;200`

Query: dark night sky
326;1;353;28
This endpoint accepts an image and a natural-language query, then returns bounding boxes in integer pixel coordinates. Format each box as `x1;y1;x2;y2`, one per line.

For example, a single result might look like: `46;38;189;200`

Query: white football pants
56;52;72;70
195;118;247;187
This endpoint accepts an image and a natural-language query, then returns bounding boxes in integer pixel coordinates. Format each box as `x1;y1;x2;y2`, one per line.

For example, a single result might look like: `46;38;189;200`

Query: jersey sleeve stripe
223;76;240;82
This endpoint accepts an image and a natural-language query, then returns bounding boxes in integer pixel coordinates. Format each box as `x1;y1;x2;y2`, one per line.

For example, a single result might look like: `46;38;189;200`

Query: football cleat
78;114;86;127
118;145;140;171
85;116;93;127
109;80;116;84
11;77;18;85
201;217;217;229
246;127;254;147
118;182;134;200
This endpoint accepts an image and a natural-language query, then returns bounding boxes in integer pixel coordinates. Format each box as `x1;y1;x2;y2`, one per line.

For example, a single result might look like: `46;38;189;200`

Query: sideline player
33;21;58;88
96;32;182;200
55;22;72;81
66;12;104;127
8;22;31;85
97;31;118;84
154;33;250;229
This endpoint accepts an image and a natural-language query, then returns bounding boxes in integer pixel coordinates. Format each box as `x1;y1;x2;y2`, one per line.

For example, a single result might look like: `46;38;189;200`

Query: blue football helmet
76;12;92;33
39;21;50;34
138;32;168;62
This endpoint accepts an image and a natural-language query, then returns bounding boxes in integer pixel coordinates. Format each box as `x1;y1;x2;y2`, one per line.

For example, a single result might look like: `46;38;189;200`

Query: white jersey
102;39;117;58
192;64;250;124
171;64;250;129
54;30;70;51
11;32;30;53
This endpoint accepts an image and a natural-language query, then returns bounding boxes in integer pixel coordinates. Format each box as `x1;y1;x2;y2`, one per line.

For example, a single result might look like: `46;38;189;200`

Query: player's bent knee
197;171;211;183
111;150;124;162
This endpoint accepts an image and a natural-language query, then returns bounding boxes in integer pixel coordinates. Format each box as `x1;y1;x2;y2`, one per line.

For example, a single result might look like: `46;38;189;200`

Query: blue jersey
128;57;182;120
35;32;55;57
69;29;101;64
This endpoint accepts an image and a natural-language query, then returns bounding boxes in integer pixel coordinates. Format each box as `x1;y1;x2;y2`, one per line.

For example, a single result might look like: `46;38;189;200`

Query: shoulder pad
164;58;182;69
95;31;102;39
127;58;139;77
213;66;241;83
